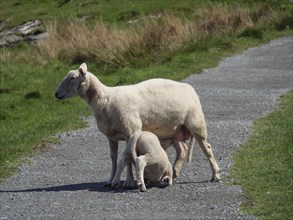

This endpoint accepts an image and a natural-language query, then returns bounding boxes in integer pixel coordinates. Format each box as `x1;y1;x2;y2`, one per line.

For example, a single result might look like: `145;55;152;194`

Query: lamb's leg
173;141;187;178
135;156;148;192
124;163;135;189
105;139;118;187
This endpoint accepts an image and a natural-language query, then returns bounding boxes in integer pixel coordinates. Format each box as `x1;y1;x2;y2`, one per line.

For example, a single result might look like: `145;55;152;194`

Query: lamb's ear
79;63;87;76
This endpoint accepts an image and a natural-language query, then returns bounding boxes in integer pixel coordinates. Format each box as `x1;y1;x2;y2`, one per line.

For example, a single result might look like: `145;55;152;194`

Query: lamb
112;131;173;192
55;63;221;187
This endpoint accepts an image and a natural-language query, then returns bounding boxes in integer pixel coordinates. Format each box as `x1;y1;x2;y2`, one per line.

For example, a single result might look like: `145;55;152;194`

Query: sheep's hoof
210;177;220;182
210;171;221;182
173;171;178;179
138;184;147;192
210;175;220;182
173;166;181;179
111;182;120;189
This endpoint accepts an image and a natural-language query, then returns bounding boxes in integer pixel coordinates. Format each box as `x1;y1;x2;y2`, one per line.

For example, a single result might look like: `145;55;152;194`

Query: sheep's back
112;79;202;139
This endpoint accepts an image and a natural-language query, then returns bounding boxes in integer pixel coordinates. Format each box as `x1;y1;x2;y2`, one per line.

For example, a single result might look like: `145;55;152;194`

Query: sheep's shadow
0;181;131;193
0;180;213;194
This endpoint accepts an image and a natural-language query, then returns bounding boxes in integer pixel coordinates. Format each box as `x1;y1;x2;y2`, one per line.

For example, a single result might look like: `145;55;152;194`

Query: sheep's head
55;63;87;100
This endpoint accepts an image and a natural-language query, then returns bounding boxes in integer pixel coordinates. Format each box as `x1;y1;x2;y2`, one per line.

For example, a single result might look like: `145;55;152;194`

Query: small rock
0;20;46;47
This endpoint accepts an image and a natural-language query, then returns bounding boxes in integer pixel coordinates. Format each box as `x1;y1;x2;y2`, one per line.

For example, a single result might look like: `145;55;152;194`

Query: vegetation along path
0;36;292;219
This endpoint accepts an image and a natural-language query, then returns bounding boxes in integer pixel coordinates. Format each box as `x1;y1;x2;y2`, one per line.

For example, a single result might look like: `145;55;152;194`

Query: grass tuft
24;91;41;99
275;14;293;30
238;28;263;39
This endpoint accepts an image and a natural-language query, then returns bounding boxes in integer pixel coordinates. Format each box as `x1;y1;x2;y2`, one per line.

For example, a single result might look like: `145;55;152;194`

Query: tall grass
36;3;281;68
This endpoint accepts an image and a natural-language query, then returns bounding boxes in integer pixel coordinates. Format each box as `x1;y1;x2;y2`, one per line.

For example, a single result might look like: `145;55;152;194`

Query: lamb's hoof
111;182;120;190
138;184;147;192
144;178;151;187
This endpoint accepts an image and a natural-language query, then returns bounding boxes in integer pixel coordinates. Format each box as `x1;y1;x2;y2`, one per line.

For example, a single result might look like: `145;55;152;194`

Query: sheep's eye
69;77;76;82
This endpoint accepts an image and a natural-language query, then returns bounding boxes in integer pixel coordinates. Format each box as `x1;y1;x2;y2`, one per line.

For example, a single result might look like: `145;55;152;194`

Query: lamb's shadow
0;181;132;193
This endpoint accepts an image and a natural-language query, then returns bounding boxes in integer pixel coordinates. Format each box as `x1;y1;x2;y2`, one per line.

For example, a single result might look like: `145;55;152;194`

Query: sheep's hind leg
105;140;118;187
173;141;187;178
195;135;221;182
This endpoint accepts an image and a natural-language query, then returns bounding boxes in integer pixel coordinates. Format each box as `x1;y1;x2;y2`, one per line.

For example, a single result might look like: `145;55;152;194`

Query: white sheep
112;131;173;192
55;63;220;187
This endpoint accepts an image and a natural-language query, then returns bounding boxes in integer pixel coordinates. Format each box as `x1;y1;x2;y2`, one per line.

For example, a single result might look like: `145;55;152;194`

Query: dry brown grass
0;49;13;64
36;3;280;68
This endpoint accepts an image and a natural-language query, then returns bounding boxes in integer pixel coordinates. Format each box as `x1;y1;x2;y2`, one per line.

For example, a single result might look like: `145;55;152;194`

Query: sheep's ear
79;63;87;76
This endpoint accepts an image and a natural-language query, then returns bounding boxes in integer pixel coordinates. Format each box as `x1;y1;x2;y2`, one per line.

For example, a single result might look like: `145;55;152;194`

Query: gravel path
0;36;292;220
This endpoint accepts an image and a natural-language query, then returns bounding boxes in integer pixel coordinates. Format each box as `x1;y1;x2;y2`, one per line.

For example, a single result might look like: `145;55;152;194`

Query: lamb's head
55;63;88;100
162;176;173;186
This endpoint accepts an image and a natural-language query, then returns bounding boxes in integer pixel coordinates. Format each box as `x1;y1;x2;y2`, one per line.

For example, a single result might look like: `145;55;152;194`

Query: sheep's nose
55;92;59;99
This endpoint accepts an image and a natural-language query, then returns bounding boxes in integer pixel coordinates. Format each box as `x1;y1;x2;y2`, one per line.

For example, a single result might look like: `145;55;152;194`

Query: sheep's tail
128;131;142;163
187;136;195;164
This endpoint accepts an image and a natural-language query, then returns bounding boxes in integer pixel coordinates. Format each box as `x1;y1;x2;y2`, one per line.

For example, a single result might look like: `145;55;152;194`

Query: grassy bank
0;0;292;181
230;90;293;219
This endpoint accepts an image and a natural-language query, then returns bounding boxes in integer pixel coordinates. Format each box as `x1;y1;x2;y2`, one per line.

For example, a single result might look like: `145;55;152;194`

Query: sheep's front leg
105;139;118;187
112;151;128;189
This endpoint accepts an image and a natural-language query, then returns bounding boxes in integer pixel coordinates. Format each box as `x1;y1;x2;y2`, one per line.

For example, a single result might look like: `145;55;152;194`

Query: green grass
1;0;291;29
0;0;292;183
1;0;280;27
0;0;212;28
230;90;293;219
0;61;89;179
